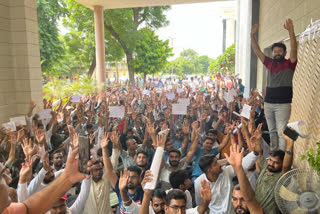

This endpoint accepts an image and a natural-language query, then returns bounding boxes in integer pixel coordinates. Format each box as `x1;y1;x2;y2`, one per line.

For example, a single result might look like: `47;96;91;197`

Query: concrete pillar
93;5;106;89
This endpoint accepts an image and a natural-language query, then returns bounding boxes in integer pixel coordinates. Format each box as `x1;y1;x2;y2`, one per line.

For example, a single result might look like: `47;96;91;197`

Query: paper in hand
240;104;251;120
178;98;190;106
38;109;52;120
287;121;308;138
109;106;125;118
2;121;16;131
70;95;81;103
176;88;184;94
172;103;187;115
10;116;26;126
166;93;175;100
142;90;150;96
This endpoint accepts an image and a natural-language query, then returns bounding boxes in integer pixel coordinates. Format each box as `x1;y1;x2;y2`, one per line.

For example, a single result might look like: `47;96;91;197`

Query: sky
156;1;236;60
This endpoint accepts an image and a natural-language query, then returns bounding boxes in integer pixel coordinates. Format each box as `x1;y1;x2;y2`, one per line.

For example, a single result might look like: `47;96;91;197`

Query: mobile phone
78;136;90;175
283;126;299;141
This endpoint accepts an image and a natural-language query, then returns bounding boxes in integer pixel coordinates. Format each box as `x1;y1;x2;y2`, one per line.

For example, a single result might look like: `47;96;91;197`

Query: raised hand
249;123;262;154
8;132;18;144
146;122;156;135
182;121;190;135
141;170;153;190
110;131;119;145
225;143;244;170
156;132;167;148
42;152;51;171
200;180;212;202
284;18;294;32
119;168;130;191
21;138;36;158
89;134;95;145
100;132;110;149
19;155;33;182
251;24;259;35
35;129;46;145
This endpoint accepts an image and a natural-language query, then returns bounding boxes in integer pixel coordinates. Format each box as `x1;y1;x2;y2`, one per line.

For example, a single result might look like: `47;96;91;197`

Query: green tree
37;0;67;75
131;28;172;81
199;55;210;74
64;1;170;85
209;44;235;74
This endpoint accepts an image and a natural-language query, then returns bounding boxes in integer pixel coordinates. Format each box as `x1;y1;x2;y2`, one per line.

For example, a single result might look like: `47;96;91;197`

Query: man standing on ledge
250;19;298;151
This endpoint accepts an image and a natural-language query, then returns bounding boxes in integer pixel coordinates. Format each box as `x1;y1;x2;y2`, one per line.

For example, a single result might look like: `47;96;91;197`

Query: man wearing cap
194;144;259;214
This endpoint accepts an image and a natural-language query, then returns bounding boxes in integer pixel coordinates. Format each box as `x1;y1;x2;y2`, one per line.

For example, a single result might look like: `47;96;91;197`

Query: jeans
264;102;291;151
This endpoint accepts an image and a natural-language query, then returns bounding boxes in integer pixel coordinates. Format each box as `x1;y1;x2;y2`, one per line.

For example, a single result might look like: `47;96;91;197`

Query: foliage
163;49;212;76
209;44;235;74
199;55;210;74
301;141;320;176
37;0;67;75
42;77;97;99
61;1;171;84
130;28;173;79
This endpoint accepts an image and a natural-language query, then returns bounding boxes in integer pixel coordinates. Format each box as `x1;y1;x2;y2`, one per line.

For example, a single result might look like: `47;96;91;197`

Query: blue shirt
114;179;144;214
191;146;219;178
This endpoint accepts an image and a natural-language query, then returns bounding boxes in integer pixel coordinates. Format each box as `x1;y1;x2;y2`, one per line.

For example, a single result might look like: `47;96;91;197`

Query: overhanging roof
75;0;231;9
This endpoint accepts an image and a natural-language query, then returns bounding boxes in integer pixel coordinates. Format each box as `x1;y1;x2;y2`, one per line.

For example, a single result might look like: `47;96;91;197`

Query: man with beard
194;145;259;213
226;145;265;214
102;132;144;214
168;170;192;209
135;150;148;173
159;122;199;190
52;150;65;172
251;19;297;152
253;132;294;214
83;160;113;214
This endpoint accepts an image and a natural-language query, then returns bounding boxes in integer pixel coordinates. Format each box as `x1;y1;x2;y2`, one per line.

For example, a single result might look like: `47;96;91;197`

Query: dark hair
127;165;142;176
52;149;64;156
207;129;218;136
165;189;186;205
168;149;181;157
169;170;189;189
203;137;215;144
271;42;287;52
136;150;148;158
93;160;103;166
233;184;240;191
199;154;216;173
152;189;166;201
269;150;285;161
127;127;133;133
86;124;94;130
97;148;102;157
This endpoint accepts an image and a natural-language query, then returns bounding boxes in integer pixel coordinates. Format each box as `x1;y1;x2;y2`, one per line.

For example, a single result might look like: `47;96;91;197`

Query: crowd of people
0;19;298;214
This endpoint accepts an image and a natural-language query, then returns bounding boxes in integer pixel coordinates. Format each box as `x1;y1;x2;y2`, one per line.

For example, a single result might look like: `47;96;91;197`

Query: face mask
273;55;285;63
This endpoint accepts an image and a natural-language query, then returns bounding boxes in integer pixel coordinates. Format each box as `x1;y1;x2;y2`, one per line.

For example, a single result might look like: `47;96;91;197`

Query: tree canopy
130;28;173;80
209;44;235;74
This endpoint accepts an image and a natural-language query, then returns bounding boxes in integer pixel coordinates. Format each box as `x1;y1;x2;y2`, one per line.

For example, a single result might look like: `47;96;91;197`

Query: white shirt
159;158;188;190
194;152;259;214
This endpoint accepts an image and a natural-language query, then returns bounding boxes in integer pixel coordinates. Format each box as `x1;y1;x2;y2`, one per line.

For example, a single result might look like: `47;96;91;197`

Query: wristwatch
286;150;293;155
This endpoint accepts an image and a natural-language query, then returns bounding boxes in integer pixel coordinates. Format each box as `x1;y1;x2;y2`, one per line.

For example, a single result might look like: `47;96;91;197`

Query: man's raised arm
251;24;266;63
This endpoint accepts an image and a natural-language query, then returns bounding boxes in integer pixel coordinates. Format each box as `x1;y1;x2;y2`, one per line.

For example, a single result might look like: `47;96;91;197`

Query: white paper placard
2;121;16;131
70;95;81;103
178;98;190;105
10;116;26;126
176;88;184;94
156;88;162;94
166;93;175;100
142;90;150;96
52;99;61;107
38;109;52;120
172;103;187;115
167;85;173;90
287;121;308;138
109;106;125;118
224;92;234;104
240;104;251;120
